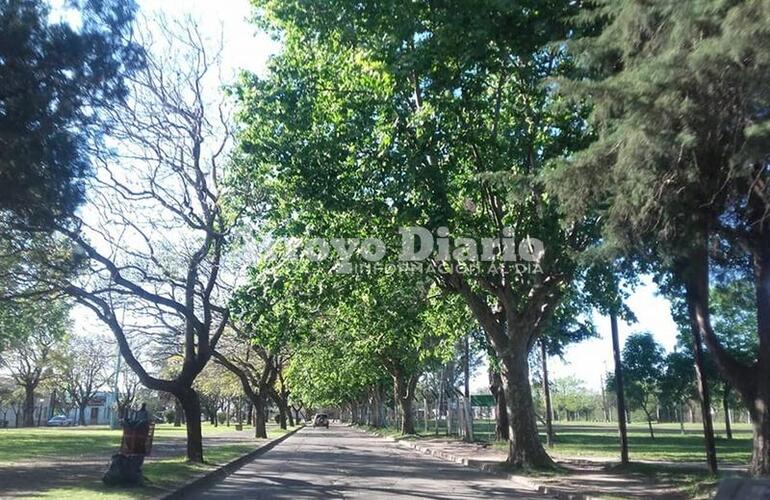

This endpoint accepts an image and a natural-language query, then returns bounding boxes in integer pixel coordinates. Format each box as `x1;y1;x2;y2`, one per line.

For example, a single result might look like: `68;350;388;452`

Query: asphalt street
189;424;547;499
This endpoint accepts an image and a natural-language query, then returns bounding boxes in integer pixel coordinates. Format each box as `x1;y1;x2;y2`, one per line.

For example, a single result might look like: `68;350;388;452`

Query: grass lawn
0;423;299;499
418;418;753;463
532;421;752;464
0;422;263;464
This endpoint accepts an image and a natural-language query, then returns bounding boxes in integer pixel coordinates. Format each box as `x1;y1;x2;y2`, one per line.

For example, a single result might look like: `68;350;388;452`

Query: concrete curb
157;425;304;500
352;426;598;500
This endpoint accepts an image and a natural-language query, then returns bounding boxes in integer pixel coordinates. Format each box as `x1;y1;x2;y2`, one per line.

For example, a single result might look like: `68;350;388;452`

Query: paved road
190;424;547;499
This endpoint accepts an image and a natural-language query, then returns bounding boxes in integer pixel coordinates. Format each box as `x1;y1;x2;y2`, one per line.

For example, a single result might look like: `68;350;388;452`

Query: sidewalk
360;430;734;499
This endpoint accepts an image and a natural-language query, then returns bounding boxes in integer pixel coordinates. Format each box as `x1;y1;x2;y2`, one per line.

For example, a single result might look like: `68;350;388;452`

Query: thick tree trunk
287;407;295;427
680;250;721;475
499;344;553;468
254;397;267;438
541;339;554;447
369;386;383;428
276;402;287;430
176;389;203;463
688;305;719;474
22;385;35;427
723;383;733;440
610;312;630;465
79;404;87;426
394;376;417;435
751;385;770;475
489;368;509;441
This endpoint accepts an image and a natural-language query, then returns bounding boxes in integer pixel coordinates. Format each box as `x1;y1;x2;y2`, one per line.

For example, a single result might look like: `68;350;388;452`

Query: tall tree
0;300;68;426
549;0;770;474
0;0;140;226
622;332;665;439
236;0;595;467
52;335;111;425
13;17;239;462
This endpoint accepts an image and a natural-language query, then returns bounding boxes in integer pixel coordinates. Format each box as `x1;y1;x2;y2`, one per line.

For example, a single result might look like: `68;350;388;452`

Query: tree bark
394;375;417;435
610;312;630;465
541;339;554;447
22;385;35;427
489;368;509;441
723;383;733;440
499;343;554;468
287;406;295;427
176;389;203;463
254;397;267;438
276;402;287;430
680;249;721;475
78;404;87;426
174;398;183;427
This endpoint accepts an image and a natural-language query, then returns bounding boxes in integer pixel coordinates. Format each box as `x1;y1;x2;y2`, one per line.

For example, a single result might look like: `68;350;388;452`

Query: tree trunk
610;312;630;465
174;398;183;427
177;389;203;463
541;339;554;447
276;402;287;430
22;384;35;427
254;397;267;438
723;383;733;440
499;344;554;468
751;386;770;475
287;406;295;427
680;403;686;434
79;404;87;426
463;334;472;442
681;254;720;475
643;409;655;439
689;309;719;474
489;368;509;441
395;376;416;435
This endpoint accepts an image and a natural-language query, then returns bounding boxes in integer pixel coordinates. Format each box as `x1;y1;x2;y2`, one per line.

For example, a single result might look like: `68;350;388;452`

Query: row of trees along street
2;0;770;478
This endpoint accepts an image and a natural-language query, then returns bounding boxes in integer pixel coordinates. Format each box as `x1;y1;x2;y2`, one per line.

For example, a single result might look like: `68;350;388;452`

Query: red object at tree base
120;423;154;456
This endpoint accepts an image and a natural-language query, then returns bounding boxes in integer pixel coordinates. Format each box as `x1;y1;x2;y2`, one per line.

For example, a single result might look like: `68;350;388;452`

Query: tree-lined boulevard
2;0;770;498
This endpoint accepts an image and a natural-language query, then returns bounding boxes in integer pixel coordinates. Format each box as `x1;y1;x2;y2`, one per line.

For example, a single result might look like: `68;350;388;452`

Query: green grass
0;422;258;464
0;426;118;463
365;419;753;464
492;421;752;464
2;423;299;499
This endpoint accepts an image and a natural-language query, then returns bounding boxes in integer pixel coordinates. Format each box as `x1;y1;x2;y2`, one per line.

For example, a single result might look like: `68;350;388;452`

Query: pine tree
550;0;770;475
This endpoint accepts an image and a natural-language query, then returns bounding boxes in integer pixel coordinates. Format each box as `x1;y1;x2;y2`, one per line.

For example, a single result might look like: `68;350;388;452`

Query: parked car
46;415;73;427
313;413;329;428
